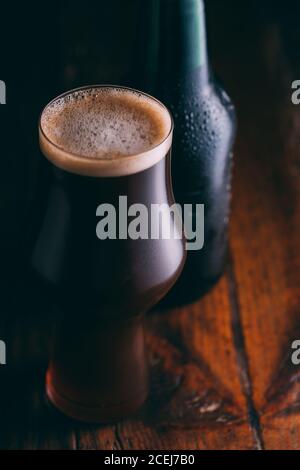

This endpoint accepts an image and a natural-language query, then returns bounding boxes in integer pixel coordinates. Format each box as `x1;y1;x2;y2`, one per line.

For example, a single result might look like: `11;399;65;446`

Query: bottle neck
159;0;210;86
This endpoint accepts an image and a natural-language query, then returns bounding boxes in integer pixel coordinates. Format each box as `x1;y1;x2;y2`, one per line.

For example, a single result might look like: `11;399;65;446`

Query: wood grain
1;0;300;450
214;5;300;449
77;276;256;450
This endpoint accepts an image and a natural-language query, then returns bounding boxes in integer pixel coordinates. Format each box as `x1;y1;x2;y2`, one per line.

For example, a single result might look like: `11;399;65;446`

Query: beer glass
32;85;186;422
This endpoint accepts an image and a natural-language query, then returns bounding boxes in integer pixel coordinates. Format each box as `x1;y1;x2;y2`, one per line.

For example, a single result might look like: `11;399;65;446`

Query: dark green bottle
132;0;236;306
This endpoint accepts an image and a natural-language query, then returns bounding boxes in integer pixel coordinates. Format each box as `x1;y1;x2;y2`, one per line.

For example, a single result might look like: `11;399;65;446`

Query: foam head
39;86;173;177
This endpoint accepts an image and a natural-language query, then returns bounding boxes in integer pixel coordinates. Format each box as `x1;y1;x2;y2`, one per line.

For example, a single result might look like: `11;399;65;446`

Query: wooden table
0;0;300;450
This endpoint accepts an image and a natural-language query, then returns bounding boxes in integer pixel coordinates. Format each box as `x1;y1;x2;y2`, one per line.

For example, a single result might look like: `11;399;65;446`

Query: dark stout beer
33;86;185;422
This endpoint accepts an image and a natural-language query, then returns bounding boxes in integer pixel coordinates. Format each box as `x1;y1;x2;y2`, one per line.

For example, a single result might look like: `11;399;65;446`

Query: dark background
0;0;298;267
1;0;300;450
0;0;297;269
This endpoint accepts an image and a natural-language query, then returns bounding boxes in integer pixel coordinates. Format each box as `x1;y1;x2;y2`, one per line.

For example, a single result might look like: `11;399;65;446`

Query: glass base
46;370;148;424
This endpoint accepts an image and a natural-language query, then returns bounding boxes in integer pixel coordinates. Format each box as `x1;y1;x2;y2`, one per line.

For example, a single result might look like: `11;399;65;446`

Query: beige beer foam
39;86;173;177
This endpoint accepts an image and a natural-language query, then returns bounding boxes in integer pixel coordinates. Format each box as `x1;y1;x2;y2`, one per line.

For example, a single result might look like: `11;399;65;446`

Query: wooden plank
222;17;300;449
0;368;77;450
0;271;77;450
2;0;300;450
0;270;256;449
77;276;256;450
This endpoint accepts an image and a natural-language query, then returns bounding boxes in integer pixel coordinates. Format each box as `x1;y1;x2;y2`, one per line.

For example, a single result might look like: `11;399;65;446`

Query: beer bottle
133;0;237;306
